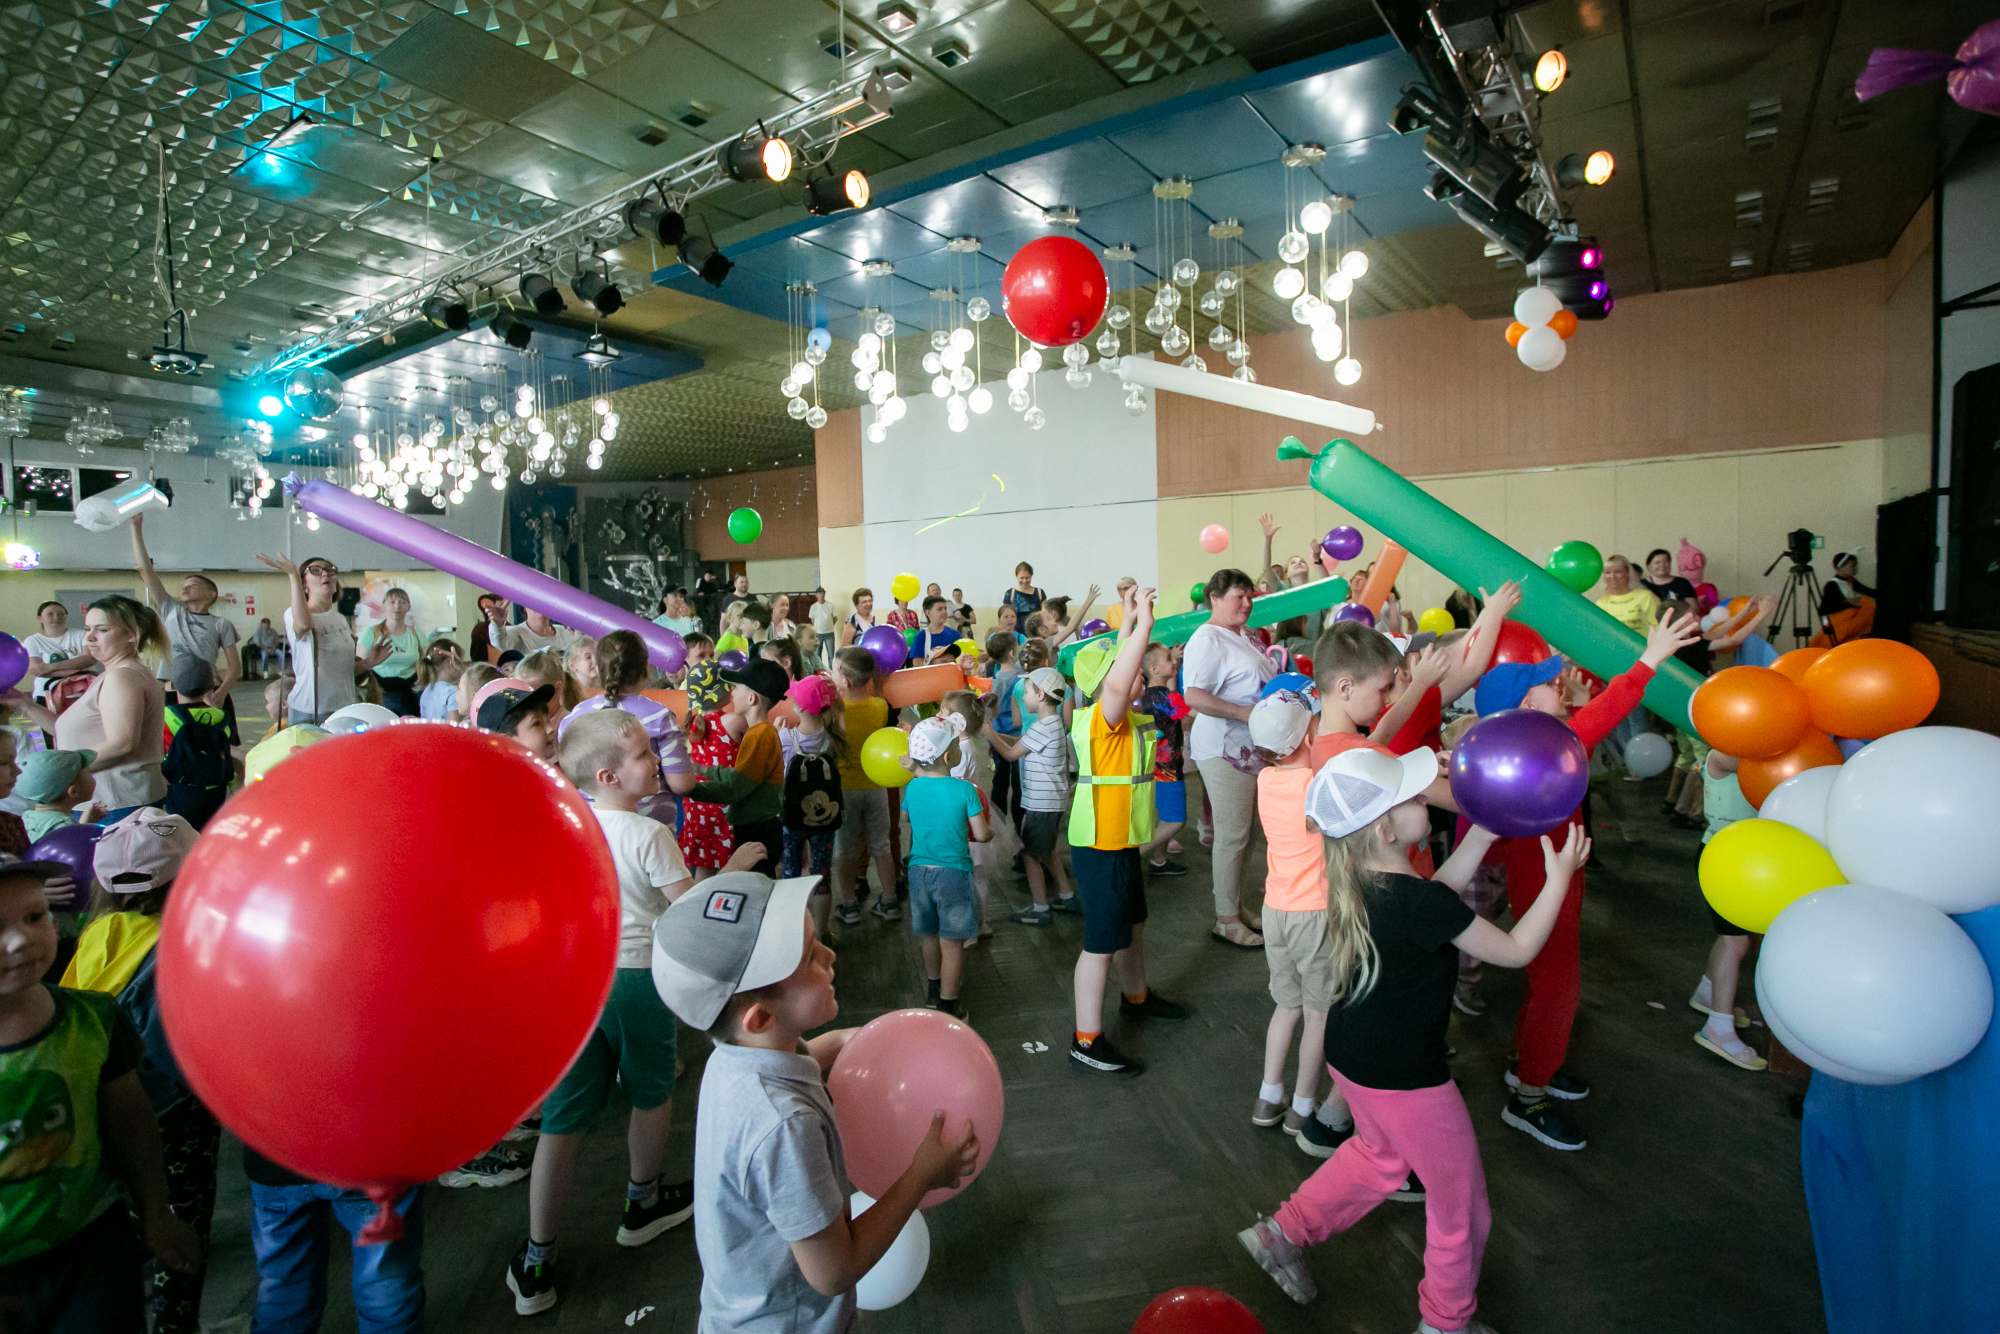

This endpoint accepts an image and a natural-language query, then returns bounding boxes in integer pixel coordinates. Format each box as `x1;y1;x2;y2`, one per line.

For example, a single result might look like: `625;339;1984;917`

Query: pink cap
787;673;839;714
93;807;198;892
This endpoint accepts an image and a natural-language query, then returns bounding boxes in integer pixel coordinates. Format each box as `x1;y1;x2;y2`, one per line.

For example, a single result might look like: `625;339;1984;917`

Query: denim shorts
907;865;979;940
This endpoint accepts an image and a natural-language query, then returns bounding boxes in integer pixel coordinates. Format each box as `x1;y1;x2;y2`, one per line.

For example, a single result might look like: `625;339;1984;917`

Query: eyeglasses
302;563;338;577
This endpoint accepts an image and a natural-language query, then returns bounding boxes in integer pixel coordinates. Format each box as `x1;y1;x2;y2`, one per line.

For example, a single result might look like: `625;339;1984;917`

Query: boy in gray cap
653;873;978;1332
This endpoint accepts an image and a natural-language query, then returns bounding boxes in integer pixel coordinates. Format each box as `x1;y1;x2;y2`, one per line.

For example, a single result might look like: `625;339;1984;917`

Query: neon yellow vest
1066;706;1157;849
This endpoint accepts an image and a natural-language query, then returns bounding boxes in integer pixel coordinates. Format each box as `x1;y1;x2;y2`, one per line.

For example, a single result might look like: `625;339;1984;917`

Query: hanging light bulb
1020;348;1042;374
1339;249;1370;280
1323;272;1353;303
1171;257;1200;287
1273;267;1305;299
1334;357;1362;385
1299;198;1333;234
968;386;993;413
966;296;990;322
1277;230;1309;263
1106;304;1131;330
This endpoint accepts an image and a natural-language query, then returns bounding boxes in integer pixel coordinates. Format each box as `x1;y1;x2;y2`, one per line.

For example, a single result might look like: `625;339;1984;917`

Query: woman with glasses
256;554;392;724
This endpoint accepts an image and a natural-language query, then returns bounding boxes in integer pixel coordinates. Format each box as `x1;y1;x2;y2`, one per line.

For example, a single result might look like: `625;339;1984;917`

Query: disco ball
282;366;344;421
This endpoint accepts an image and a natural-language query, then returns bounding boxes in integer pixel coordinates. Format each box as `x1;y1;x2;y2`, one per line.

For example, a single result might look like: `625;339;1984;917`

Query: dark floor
196;761;1825;1334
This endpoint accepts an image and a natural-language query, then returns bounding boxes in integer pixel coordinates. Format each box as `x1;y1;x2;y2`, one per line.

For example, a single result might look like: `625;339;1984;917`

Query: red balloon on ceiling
158;723;619;1239
1001;235;1108;348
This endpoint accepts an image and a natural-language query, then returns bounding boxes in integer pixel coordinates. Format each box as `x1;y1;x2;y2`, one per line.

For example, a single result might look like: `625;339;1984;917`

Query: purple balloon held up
1322;526;1364;561
716;649;749;672
28;823;106;911
0;633;29;692
1332;602;1375;628
859;625;909;674
1079;619;1109;639
1449;709;1590;839
1836;736;1867;760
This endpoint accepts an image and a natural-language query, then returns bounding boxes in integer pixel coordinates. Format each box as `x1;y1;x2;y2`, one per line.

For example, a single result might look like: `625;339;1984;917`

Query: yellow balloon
860;726;913;787
954;638;980;659
1698;818;1844;933
245;724;330;783
1104;604;1124;630
890;573;919;603
1417;607;1455;635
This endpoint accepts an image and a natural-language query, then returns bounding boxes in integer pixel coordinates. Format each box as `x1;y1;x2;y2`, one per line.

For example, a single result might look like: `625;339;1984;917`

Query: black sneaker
931;996;967;1022
506;1242;557;1315
1147;859;1188;877
1010;904;1053;926
437;1145;530;1188
1389;1171;1425;1202
1049;894;1082;914
926;977;942;1007
1502;1094;1587;1150
1118;991;1188;1021
1069;1034;1141;1075
1295;1114;1353;1160
500;1114;542;1143
617;1180;695;1247
1505;1065;1590;1101
836;902;862;926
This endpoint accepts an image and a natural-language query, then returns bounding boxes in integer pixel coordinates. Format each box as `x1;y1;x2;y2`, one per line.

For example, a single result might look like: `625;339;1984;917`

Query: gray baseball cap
651;872;820;1030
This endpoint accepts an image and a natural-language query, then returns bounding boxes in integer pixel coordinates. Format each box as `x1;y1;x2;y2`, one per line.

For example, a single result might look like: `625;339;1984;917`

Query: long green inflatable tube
1294;436;1699;728
1056;575;1351;675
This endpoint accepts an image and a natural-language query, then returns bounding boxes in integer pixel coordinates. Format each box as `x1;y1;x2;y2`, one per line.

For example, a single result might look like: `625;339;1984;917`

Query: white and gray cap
651;872;820;1030
1305;746;1439;838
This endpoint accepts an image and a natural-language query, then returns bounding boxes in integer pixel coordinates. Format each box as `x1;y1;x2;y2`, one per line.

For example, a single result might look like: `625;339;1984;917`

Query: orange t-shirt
1080;702;1139;851
1257;765;1324;911
1308;729;1436;878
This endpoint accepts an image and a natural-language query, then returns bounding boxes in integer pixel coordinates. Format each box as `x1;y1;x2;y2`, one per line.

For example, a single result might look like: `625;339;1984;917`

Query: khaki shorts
1264;907;1337;1011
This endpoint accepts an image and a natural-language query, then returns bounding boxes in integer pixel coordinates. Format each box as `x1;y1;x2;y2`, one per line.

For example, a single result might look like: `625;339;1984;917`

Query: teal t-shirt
22;809;75;843
902;774;984;872
0;988;141;1265
359;625;422;679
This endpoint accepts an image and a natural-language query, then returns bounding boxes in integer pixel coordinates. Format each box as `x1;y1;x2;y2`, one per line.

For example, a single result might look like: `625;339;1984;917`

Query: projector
148;346;207;374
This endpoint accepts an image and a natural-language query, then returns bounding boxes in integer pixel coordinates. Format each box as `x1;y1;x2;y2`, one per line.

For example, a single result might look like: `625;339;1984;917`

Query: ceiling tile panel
987;137;1158;210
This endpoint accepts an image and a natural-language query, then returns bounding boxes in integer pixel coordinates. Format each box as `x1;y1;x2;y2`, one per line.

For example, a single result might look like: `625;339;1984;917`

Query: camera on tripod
1784;528;1824;570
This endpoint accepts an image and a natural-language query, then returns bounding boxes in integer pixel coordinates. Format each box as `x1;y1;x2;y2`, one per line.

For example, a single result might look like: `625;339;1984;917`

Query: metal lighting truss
252;71;894;381
1421;4;1565;230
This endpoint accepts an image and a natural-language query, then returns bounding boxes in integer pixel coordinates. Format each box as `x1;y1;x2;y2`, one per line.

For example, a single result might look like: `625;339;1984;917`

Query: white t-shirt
1182;622;1277;764
493;621;582;656
595;806;690;969
284;605;358;720
22;630;88;702
809;602;837;637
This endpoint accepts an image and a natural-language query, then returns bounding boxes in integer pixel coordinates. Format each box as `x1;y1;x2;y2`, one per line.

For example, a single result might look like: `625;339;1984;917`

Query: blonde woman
27;595;170;820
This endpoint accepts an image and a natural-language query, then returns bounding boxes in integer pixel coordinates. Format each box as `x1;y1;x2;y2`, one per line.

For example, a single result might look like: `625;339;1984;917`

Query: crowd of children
0;546;1798;1334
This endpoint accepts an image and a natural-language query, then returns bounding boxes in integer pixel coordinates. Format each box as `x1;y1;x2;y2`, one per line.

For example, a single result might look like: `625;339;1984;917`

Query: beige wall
691;466;819;561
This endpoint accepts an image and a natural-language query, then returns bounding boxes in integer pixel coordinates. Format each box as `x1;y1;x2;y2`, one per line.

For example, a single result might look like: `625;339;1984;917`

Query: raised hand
1477;580;1522;620
255;552;299;577
1258;512;1279;540
1640;609;1703;667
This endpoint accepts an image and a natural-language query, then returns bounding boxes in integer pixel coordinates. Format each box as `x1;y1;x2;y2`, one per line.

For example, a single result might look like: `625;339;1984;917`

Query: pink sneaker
1237;1215;1314;1304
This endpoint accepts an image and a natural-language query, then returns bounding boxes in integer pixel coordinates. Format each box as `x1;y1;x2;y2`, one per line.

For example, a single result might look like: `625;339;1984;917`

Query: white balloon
1759;765;1840;846
1513;285;1563;327
1622;731;1673;779
1757;884;1993;1085
1824;727;2000;914
850;1192;929;1309
1517;324;1566;371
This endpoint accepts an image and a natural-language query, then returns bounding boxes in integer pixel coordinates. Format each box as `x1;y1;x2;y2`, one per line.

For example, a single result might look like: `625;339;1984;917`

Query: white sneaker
1238;1215;1315;1304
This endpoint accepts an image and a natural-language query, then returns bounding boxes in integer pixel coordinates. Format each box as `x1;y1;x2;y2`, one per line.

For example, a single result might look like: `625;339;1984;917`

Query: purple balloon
1836;736;1867;760
859;625;909;674
0;633;27;691
28;823;106;910
1449;709;1590;839
1079;619;1109;638
716;649;749;672
1332;602;1375;627
286;478;688;674
1322;526;1364;561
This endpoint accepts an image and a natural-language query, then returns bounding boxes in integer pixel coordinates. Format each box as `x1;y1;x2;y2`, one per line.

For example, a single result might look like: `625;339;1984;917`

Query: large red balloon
1490;618;1553;666
1131;1287;1265;1334
159;724;618;1237
1001;235;1107;347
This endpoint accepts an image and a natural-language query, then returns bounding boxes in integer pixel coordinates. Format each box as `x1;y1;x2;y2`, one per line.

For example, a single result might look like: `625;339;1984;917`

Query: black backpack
783;744;844;833
163;703;232;794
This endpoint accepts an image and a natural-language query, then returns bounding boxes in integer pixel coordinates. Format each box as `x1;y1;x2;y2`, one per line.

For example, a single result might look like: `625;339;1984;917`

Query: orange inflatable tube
881;663;966;708
1357;541;1408;615
635;688;797;727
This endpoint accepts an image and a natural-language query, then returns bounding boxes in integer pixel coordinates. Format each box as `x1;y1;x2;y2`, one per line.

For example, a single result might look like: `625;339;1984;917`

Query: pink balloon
827;1008;1003;1208
1199;524;1230;554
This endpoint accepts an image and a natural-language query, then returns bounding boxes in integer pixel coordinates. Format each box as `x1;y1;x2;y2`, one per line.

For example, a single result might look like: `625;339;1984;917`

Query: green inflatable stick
1056;575;1352;675
1289;436;1701;728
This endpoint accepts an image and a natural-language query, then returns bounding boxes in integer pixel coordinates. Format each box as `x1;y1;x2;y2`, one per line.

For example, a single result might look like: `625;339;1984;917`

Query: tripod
1762;552;1827;648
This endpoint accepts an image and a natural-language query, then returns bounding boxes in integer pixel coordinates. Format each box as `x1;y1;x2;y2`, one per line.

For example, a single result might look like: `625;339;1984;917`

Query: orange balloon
1505;321;1529;347
1738;729;1843;808
1725;595;1749;618
1690;665;1812;759
1798;638;1940;739
1771;647;1827;683
1549;309;1579;339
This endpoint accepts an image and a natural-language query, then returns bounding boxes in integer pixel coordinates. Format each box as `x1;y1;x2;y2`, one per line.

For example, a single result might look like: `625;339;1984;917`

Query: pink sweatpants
1274;1069;1492;1332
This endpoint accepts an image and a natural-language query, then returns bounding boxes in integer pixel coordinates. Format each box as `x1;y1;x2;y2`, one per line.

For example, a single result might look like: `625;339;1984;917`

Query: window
78;467;136;500
12;465;73;512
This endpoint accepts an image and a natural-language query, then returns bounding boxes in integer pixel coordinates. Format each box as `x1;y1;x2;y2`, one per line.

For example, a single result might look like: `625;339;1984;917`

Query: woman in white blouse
1180;568;1276;948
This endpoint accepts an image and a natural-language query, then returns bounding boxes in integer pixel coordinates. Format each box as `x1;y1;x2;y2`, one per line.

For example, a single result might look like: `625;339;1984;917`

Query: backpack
783;744;844;833
163;703;233;793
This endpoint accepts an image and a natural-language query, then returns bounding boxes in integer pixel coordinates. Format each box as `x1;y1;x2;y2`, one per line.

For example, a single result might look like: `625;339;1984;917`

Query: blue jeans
248;1183;425;1334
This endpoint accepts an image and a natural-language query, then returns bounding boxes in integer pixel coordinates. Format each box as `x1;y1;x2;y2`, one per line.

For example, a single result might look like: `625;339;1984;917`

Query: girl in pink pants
1237;747;1591;1334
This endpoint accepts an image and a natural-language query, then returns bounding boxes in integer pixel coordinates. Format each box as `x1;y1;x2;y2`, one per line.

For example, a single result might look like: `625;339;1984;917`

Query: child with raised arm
1238;748;1589;1334
653;874;978;1332
899;714;991;1017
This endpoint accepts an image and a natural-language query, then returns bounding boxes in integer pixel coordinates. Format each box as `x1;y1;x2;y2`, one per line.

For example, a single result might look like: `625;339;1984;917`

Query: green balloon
1324;576;1351;604
1190;581;1206;606
1546;539;1603;593
727;507;762;544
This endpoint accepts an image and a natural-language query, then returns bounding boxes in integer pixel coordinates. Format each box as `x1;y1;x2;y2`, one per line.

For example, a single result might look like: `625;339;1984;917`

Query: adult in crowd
22;600;93;707
245;618;285;679
359;588;425;717
257;553;391;724
469;593;504;664
691;570;723;631
483;598;583;657
12;595;169;820
1593;555;1661;633
129;514;241;745
840;587;878;648
767;592;796;641
807;588;838;669
653;588;702;639
718;573;752;631
1815;550;1875;644
999;562;1046;623
1639;548;1698;604
1181;568;1276;948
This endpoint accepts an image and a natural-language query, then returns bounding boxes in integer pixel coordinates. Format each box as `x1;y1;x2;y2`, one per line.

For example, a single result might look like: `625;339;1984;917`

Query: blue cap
1474;657;1565;716
1261;672;1316;700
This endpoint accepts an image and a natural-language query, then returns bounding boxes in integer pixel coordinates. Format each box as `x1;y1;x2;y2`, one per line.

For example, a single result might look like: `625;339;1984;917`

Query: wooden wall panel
692;465;818;560
1157;263;1891;497
815;409;864;528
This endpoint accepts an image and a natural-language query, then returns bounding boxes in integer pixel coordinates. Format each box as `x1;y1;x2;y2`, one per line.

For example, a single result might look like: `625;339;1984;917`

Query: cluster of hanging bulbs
1274;197;1368;387
924;323;992;433
780;333;831;430
861;310;906;445
217;428;276;519
1004;345;1046;429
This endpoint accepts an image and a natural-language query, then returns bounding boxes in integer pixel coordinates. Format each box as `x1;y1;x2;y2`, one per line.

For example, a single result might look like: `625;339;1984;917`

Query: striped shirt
1019;713;1070;812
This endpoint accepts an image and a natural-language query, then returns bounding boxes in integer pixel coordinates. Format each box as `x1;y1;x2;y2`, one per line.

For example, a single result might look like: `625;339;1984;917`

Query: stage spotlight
806;169;871;216
257;395;284;417
1528;236;1612;320
488;311;532;349
678;235;732;287
520;273;564;317
1585;151;1615;185
1425;171;1551;264
421;294;470;331
1556;151;1616;189
725;131;793;183
624;197;687;246
1533;50;1566;93
572;271;623;316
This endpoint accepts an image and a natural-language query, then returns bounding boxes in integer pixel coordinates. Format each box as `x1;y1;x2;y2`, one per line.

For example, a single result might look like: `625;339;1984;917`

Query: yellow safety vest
1067;706;1157;849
